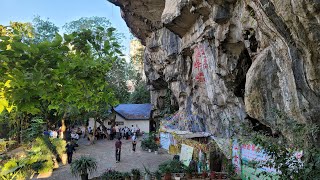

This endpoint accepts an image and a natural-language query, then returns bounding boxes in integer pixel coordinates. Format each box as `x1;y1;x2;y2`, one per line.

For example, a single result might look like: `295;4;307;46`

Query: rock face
108;0;320;147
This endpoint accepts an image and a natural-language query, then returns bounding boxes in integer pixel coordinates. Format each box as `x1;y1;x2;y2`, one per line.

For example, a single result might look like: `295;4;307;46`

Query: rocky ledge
108;0;320;148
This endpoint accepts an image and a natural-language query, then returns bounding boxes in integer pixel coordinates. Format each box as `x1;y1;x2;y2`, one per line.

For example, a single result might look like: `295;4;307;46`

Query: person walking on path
66;141;75;164
132;133;137;152
115;137;122;162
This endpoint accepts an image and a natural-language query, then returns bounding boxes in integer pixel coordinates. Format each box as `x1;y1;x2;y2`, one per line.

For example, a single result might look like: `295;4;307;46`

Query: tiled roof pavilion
114;104;152;120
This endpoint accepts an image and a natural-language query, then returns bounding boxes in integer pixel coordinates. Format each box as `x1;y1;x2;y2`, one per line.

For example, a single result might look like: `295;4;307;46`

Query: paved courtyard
37;137;172;179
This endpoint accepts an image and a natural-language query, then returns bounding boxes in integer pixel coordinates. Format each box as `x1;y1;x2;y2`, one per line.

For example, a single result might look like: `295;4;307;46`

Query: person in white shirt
88;127;92;134
52;130;58;138
132;133;137;152
71;132;79;140
131;125;136;134
115;124;120;139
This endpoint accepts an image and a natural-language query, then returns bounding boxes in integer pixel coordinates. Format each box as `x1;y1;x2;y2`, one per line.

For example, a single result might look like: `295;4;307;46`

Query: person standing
66;141;75;164
115;137;122;162
132;133;137;152
131;125;136;137
124;126;129;140
115;124;120;139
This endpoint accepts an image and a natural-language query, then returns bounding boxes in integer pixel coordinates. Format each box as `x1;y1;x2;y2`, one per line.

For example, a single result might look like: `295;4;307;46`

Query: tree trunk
84;118;89;138
96;118;109;139
60;112;67;139
19;117;23;144
110;107;116;127
92;117;97;144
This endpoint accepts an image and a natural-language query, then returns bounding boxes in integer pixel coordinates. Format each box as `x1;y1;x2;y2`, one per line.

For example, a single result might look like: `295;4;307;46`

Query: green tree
0;22;122;140
129;80;150;104
32;16;59;43
63;17;131;103
63;17;111;34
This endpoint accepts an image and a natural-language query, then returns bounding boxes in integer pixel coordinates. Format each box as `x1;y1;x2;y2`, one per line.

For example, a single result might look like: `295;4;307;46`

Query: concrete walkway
36;137;172;179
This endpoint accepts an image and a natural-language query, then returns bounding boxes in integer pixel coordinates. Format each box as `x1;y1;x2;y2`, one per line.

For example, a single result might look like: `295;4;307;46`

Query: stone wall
108;0;320;147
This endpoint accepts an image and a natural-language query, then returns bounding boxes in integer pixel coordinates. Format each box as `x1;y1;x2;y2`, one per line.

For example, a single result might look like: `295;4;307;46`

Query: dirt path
35;137;172;179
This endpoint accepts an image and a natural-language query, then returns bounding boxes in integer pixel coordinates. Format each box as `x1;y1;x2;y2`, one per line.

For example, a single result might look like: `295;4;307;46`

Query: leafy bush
70;156;97;177
131;169;141;180
158;160;185;174
0;139;16;153
122;172;131;178
141;134;159;151
0;157;33;179
29;137;55;173
101;169;123;180
24;118;45;143
50;138;66;161
0;136;63;179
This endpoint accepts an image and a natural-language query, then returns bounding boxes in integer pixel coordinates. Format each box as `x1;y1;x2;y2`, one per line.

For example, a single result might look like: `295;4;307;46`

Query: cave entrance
234;49;252;98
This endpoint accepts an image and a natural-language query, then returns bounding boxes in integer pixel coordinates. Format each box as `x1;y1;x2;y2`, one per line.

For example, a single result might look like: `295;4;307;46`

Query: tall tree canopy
0;19;123;140
32;16;59;43
63;17;111;34
63;17;130;104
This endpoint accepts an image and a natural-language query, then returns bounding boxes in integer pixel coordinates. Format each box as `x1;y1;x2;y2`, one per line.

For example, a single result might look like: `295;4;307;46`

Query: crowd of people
87;124;141;163
107;124;141;140
42;124;142;164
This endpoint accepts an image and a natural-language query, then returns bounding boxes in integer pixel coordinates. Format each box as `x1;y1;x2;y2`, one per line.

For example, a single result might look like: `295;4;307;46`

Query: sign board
240;143;278;179
180;144;194;166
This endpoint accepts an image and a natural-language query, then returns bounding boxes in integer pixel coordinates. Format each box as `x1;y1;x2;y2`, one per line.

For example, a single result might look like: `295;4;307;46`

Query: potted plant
102;169;124;180
123;172;131;180
141;135;159;152
70;156;97;180
143;165;152;180
131;168;141;180
154;170;162;180
201;170;208;179
159;163;172;180
184;166;194;179
163;166;172;180
173;173;181;180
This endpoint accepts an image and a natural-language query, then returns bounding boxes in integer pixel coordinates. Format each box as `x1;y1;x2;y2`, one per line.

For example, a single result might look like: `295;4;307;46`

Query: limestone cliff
108;0;320;147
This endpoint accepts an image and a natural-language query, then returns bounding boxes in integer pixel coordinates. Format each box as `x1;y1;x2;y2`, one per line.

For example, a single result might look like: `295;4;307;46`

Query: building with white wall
88;104;152;133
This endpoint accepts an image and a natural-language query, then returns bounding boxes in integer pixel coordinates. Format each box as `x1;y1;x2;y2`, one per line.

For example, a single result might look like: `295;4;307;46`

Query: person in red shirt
115;137;122;162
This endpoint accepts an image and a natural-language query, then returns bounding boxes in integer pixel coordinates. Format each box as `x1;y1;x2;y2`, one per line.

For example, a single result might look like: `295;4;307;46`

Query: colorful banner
160;132;171;150
232;139;241;174
180;144;194;166
240;143;278;179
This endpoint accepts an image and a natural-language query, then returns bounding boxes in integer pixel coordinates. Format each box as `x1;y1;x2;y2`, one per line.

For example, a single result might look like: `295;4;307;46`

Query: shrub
30;137;55;173
50;138;66;161
70;156;97;177
122;172;131;178
141;134;159;151
0;136;61;179
23;118;45;143
131;168;141;180
101;169;123;180
158;160;185;174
